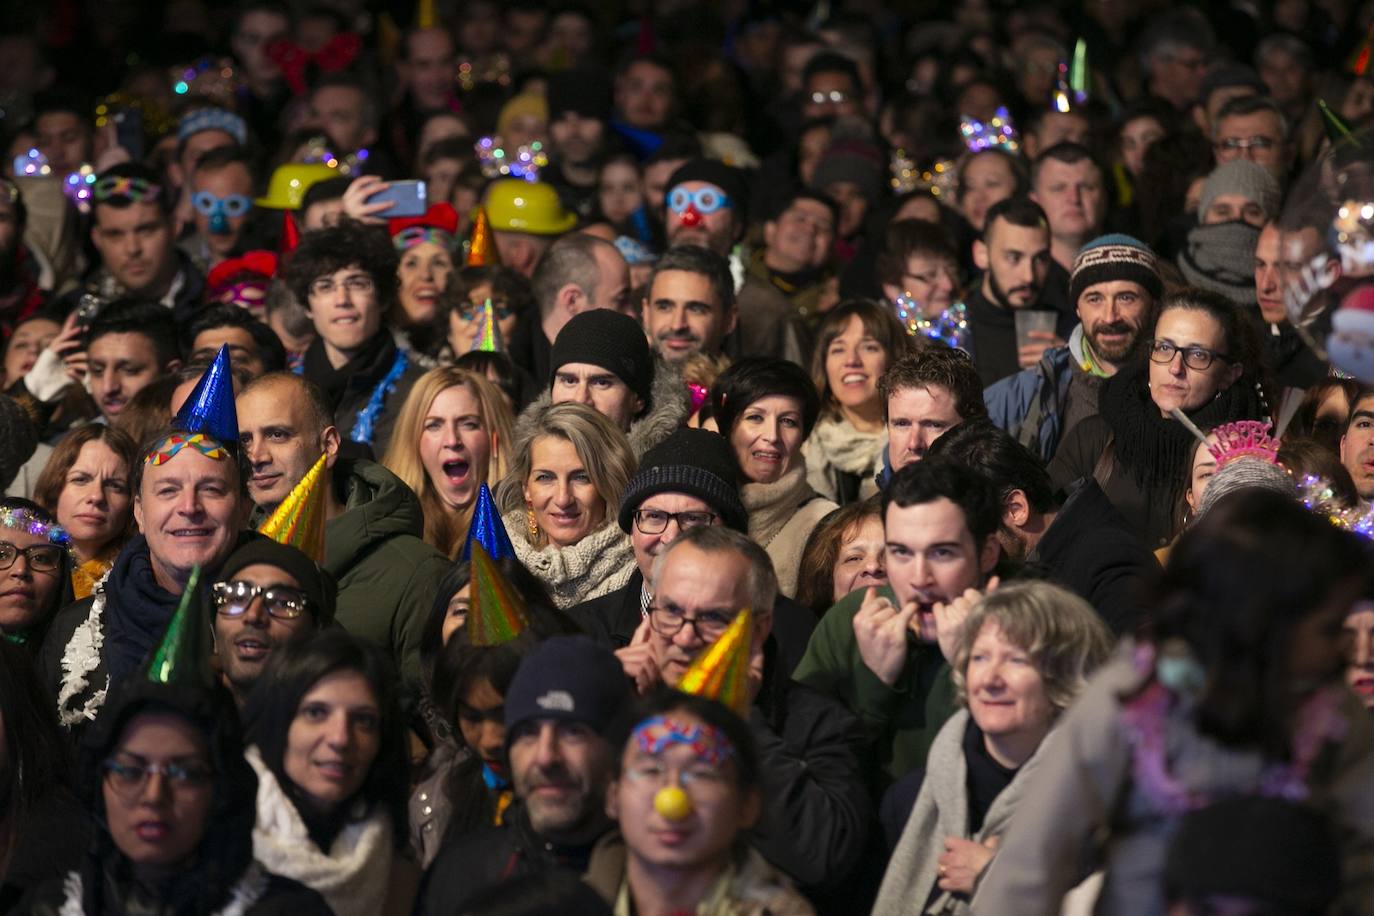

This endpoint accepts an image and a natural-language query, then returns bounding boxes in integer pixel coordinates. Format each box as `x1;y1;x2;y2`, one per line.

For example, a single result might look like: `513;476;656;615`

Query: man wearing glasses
281;218;421;453
209;538;336;708
570;427;747;651
618;524;870;905
1212;95;1292;184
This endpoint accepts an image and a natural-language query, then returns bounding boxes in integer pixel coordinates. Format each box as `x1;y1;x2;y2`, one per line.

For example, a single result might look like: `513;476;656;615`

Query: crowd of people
2;0;1374;913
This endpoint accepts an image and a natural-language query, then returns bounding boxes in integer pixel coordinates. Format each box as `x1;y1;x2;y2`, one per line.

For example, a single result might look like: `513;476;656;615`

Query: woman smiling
803;300;914;504
494;402;637;608
243;630;414;916
710;358;837;597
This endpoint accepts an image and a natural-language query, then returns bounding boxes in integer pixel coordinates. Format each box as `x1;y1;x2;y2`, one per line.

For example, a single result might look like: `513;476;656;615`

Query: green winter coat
791;585;957;785
324;458;449;701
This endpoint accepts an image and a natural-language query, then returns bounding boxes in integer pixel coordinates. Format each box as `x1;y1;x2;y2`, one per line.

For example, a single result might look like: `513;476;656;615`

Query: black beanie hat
213;537;337;628
504;635;632;739
547;66;613;123
550;309;655;408
618;428;747;533
666;158;749;222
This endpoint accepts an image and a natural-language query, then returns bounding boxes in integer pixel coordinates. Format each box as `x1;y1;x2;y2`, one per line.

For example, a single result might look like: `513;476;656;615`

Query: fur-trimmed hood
512;359;689;458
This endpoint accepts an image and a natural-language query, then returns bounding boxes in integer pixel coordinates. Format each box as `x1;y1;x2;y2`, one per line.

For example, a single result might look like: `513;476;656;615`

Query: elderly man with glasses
610;522;872;906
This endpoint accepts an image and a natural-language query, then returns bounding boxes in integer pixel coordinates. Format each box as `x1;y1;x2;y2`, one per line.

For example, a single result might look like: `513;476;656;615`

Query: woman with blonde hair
873;581;1114;916
383;366;515;558
494;401;637;608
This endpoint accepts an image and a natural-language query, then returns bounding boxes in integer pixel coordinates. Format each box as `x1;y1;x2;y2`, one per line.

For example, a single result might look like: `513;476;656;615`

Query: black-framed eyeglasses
1148;339;1229;371
647;605;735;642
0;541;63;573
212;580;309;619
102;758;213;799
633;509;718;535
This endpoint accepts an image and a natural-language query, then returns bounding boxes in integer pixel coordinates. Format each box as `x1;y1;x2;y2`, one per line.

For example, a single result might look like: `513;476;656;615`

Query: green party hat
467;542;530;646
146;566;214;689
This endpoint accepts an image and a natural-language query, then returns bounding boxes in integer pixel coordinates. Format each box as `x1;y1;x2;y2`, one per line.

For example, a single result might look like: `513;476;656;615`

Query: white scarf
245;745;393;916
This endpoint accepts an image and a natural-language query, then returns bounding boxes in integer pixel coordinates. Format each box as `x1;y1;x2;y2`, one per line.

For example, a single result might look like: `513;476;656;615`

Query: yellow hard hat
483;179;577;235
256;163;339;210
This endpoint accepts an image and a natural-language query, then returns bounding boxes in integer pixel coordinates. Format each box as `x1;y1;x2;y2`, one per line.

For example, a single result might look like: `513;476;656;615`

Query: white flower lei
56;570;111;727
58;862;269;915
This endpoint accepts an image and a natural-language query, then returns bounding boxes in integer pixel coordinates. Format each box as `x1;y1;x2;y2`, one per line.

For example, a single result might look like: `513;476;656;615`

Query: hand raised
615;616;660;695
852;587;921;687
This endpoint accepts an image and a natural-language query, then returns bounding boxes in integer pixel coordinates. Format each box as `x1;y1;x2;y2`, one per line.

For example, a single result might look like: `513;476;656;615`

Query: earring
525;501;540;540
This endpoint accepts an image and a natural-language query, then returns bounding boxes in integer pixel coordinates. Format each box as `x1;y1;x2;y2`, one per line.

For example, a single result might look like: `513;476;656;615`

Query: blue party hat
461;483;515;561
173;344;238;444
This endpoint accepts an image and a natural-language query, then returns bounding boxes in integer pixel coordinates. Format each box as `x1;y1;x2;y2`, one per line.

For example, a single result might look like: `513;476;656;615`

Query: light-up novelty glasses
93;175;162;203
192;191;253;234
668;186;731;216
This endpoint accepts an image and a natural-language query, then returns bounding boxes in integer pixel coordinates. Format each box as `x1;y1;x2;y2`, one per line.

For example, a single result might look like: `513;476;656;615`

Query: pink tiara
1207;420;1280;468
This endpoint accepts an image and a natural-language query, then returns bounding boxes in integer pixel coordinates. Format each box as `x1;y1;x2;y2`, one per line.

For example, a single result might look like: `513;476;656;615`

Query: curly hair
280;217;399;310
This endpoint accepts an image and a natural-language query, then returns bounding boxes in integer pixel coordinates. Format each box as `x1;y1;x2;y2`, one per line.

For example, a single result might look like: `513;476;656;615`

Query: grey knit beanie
1198;160;1281;222
1195;457;1295;519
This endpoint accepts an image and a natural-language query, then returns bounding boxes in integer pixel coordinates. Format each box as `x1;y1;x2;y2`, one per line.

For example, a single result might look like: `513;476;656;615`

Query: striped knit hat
1069;233;1163;305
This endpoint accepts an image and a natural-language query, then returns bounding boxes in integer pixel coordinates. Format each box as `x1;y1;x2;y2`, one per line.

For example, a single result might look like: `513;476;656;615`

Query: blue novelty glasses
667;186;731;215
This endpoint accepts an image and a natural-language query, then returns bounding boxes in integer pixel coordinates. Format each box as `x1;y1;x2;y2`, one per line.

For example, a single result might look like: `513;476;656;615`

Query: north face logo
536;690;575;712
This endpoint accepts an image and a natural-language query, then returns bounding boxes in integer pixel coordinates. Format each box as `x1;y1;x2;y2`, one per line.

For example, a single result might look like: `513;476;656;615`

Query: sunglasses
212;580;310;619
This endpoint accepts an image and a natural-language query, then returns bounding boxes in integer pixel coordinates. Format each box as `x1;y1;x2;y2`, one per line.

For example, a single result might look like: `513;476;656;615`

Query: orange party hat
676;608;752;714
466;206;498;266
467;542;529;646
257;452;327;562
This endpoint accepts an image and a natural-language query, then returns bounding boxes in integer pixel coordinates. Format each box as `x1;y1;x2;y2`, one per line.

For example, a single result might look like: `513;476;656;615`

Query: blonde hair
382;366;515;557
950;581;1114;715
494;401;637;545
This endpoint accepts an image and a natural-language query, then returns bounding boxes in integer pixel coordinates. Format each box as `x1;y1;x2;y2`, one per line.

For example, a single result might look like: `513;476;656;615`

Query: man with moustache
208;538;336;709
1340;387;1374;502
641;245;737;364
235;371;447;697
416;636;633;913
964;197;1074;387
985;234;1164;462
794;459;1002;781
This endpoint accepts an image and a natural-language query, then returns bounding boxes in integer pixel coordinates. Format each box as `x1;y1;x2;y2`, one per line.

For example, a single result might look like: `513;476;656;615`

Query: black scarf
302;331;395;410
1099;359;1267;492
100;535;183;684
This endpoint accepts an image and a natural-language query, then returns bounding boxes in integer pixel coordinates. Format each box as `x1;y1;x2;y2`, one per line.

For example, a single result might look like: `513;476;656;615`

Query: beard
988;269;1039;309
1087;319;1142;363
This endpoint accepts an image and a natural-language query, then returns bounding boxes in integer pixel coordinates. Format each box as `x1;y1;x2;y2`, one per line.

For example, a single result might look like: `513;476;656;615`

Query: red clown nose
679;206;703;228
